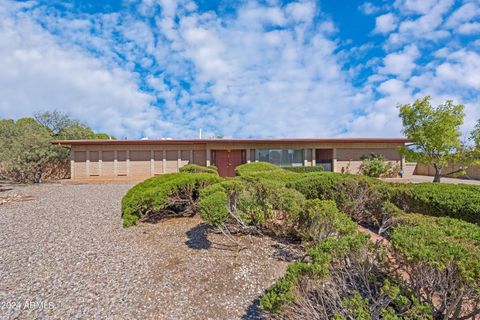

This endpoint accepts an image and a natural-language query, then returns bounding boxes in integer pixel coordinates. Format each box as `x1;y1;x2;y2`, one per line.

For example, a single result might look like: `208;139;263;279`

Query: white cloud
1;0;478;140
0;1;163;138
394;0;439;14
387;0;453;46
435;50;480;90
359;2;381;15
458;22;480;35
380;45;420;78
445;2;479;28
374;13;398;34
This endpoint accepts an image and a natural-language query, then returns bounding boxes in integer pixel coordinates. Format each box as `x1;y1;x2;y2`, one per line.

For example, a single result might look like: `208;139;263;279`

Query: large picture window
255;149;304;167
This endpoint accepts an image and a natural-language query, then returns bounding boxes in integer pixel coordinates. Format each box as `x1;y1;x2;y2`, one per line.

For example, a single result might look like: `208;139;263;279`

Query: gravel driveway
0;183;287;319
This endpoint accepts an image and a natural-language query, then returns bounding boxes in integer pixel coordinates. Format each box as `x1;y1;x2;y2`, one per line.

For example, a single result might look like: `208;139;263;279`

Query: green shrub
199;189;228;227
179;164;218;174
287;173;389;229
260;233;369;314
391;214;480;280
389;213;480;317
391;183;480;225
359;153;391;177
235;162;281;175
282;166;324;173
296;199;358;243
288;171;480;226
121;173;222;227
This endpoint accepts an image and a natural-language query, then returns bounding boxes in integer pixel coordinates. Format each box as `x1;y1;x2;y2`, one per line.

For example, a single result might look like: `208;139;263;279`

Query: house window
255;149;304;167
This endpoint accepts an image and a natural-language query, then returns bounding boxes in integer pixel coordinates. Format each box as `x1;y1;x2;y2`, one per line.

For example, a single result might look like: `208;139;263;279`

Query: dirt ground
0;183;288;319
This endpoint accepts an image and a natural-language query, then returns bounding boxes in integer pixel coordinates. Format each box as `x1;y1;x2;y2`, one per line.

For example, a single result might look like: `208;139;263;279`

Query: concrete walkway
409;175;480;185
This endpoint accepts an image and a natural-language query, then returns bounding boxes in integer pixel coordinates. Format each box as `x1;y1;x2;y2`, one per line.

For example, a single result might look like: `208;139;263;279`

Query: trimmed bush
235;162;281;176
391;183;480;225
296;199;358;243
287;172;389;230
288;171;480;226
179;164;218;174
121;173;222;227
389;213;480;317
282;166;324;173
199;189;228;227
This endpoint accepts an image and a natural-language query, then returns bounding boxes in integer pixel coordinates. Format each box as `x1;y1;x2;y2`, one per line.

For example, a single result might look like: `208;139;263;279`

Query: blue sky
0;0;479;139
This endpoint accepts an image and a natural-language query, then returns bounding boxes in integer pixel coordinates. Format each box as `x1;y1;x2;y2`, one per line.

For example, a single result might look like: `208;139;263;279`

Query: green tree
34;110;80;136
0;111;115;183
0;118;57;182
398;97;464;182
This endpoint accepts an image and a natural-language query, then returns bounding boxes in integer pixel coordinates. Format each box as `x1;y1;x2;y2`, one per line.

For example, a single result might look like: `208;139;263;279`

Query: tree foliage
0;111;114;183
398;96;465;182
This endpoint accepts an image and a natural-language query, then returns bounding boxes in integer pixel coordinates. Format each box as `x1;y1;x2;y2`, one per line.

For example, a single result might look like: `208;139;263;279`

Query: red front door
214;150;244;177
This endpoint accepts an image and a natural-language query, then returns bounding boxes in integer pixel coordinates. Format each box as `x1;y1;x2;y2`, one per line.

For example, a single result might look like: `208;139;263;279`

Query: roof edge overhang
51;138;409;146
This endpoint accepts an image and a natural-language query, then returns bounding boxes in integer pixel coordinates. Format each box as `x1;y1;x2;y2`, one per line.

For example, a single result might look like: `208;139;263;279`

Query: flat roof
52;138;408;145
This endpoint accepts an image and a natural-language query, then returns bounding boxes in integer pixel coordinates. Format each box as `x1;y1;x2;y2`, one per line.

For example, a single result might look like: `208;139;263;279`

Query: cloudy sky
0;0;479;139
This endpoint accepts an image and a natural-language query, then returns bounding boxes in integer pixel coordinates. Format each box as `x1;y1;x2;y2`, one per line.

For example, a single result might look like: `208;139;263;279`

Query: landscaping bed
0;183;288;319
122;162;480;319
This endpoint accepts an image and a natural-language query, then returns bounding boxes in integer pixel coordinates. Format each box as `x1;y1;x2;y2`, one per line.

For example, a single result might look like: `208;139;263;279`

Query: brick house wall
54;138;408;180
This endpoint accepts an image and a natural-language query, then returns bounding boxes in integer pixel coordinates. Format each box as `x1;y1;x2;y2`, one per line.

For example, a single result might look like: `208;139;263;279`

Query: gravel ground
0;183;288;319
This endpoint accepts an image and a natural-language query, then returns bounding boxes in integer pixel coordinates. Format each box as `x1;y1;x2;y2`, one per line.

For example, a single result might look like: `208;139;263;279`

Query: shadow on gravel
271;242;304;262
185;223;211;250
0;180;14;193
242;296;266;320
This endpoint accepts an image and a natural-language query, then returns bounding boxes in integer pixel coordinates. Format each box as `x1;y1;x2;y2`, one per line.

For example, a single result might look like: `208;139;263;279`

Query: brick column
150;150;154;176
99;150;103;176
70;150;75;179
177;150;181;172
114;150;118;176
86;150;90;176
303;149;308;167
206;149;211;166
312;148;316;167
332;148;337;172
126;150;130;176
162;150;166;173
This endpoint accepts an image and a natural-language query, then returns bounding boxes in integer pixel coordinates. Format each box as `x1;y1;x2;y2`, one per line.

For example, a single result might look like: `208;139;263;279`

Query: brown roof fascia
51;138;409;146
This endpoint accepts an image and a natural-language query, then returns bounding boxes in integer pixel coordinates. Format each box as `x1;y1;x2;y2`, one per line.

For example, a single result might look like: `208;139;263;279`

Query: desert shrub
179;164;218;174
259;233;432;318
390;213;480;318
259;202;370;314
287;173;390;230
295;199;358;243
199;174;309;237
0;112;113;183
199;189;228;227
359;153;391;177
121;173;222;227
235;162;281;175
391;183;480;224
282;166;324;173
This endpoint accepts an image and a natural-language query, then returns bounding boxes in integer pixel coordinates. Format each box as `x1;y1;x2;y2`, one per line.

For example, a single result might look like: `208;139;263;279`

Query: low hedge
235;162;281;176
287;171;480;226
286;172;390;230
282;166;324;173
121;173;222;227
179;164;218;174
391;213;480;281
199;176;306;232
259;234;369;313
391;183;480;225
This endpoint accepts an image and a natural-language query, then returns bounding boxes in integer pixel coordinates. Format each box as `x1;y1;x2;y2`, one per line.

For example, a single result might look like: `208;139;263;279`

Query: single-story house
52;138;410;179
